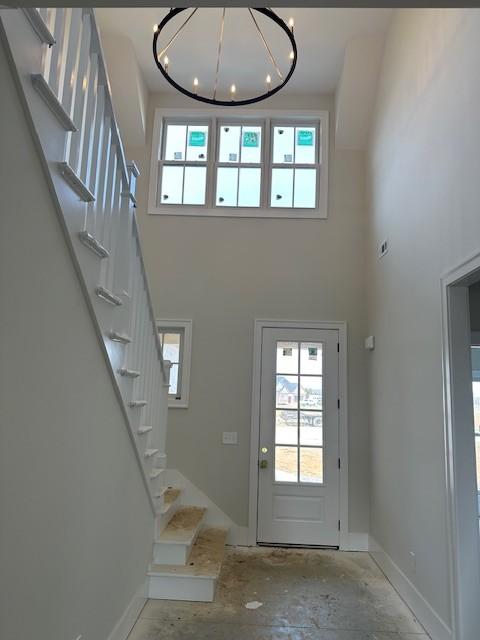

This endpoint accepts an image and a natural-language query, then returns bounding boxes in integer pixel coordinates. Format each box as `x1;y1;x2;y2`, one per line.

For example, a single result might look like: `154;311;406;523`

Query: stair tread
164;488;182;506
157;506;206;544
149;527;228;578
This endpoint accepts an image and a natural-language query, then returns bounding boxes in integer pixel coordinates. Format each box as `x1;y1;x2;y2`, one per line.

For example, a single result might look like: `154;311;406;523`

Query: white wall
0;34;153;640
367;8;480;631
129;92;370;534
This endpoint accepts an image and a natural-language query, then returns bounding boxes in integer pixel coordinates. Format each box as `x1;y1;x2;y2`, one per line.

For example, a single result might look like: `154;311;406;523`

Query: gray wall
366;8;480;628
0;35;153;640
130;93;370;532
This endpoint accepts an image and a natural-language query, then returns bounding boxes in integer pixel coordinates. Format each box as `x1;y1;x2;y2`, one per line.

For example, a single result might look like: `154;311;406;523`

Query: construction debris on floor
128;546;430;639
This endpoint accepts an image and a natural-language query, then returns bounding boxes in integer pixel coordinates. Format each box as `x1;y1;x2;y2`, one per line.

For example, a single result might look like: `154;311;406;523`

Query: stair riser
147;575;216;602
155;500;181;534
153;541;191;565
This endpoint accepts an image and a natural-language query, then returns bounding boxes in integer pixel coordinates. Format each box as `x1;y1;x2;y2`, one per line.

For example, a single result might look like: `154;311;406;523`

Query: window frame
157;319;193;409
149;108;329;219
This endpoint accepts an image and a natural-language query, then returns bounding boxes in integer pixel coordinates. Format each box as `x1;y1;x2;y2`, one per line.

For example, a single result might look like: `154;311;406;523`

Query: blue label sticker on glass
189;131;206;146
243;131;259;147
174;151;183;160
297;130;314;146
229;153;238;162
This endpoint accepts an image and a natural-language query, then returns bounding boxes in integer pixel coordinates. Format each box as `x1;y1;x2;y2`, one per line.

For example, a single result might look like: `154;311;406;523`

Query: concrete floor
129;546;430;640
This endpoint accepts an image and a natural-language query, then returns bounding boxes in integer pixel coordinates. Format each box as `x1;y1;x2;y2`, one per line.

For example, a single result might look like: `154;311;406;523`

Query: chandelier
152;8;297;107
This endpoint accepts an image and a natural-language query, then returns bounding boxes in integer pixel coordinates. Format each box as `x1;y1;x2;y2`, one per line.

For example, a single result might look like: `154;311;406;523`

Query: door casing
248;319;348;549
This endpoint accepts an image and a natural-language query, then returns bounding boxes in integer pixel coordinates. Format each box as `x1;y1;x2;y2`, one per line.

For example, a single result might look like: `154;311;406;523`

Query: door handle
259;459;268;469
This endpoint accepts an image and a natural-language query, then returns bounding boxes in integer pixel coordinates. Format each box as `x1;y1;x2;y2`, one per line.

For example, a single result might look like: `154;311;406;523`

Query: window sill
168;399;189;409
148;205;327;220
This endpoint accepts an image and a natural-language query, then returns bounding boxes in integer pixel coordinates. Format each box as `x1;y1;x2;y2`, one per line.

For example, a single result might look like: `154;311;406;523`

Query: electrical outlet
222;431;238;445
378;239;388;258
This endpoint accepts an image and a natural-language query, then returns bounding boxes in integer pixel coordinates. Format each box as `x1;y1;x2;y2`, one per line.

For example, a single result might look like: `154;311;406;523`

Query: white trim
346;532;369;551
369;536;452;640
441;250;480;640
106;581;147;640
148;108;329;220
248;319;348;549
156;319;192;408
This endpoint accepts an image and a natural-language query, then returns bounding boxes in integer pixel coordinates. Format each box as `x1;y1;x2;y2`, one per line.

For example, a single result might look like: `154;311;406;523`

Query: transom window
149;110;328;219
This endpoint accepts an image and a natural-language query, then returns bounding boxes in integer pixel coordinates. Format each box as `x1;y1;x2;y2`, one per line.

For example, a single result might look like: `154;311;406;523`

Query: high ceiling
96;8;392;97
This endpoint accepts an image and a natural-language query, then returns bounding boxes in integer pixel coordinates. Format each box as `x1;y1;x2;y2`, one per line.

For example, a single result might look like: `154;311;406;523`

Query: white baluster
79;53;99;186
85;86;105;235
60;8;83;125
93;119;112;241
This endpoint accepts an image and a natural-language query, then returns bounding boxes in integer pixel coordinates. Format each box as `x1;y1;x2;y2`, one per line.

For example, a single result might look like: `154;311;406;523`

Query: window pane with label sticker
164;125;187;161
273;126;294;164
183;166;207;205
276;341;298;374
160;166;183;204
300;342;323;375
271;168;293;207
295;127;316;164
219;126;241;163
241;126;262;163
216;167;238;206
186;125;208;161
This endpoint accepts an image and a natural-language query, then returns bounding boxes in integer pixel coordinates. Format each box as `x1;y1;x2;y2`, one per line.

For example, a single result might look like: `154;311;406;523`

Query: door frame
248;319;348;549
441;251;480;640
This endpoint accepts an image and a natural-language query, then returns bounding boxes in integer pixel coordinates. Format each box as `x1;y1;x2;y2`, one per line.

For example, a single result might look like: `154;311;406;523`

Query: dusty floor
128;546;430;639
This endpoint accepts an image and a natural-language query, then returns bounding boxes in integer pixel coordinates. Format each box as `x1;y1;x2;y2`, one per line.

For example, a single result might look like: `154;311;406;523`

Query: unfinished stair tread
163;488;181;506
157;506;206;544
149;527;228;578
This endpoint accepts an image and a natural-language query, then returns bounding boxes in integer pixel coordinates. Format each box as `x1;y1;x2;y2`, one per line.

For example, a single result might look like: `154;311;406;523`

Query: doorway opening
441;255;480;640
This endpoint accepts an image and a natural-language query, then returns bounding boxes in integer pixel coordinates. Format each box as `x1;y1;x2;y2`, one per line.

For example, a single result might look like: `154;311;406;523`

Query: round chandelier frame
152;7;297;107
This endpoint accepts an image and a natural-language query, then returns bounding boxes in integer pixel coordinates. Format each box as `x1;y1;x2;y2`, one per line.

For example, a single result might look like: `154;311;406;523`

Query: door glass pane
276;375;298;408
160;166;183;204
271;168;293;207
164;124;186;161
275;446;298;482
219;125;241;163
300;411;323;445
276;341;298;374
472;346;480;492
300;376;323;410
238;168;261;207
300;447;323;483
294;169;316;208
186;125;208;161
183;166;206;205
241;126;262;163
273;126;294;164
300;342;323;375
295;127;316;164
275;410;298;445
169;363;179;395
216;167;238;206
162;332;181;362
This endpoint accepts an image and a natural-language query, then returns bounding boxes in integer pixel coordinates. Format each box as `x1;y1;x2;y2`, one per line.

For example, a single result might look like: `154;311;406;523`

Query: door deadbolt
259;459;268;469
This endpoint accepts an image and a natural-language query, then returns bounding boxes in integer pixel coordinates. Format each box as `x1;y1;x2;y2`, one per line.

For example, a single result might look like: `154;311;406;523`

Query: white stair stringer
148;527;228;602
153;506;205;566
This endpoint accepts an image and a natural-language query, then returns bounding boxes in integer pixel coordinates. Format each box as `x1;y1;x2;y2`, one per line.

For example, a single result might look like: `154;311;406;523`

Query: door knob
259;459;268;469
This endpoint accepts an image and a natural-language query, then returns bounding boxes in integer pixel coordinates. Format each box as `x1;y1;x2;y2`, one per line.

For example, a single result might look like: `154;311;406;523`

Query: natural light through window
150;110;328;218
157;320;192;408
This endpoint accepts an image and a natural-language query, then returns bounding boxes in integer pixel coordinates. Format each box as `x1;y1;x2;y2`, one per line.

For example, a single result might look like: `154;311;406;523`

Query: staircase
0;7;227;602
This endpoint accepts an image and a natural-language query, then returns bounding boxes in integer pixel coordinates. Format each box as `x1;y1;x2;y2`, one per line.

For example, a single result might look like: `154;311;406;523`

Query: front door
257;327;340;546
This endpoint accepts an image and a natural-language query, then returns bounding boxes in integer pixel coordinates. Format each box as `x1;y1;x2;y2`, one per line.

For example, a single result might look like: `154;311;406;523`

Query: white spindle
60;8;83;124
41;8;56;81
84;86;105;234
93;120;112;240
79;53;99;185
46;9;66;98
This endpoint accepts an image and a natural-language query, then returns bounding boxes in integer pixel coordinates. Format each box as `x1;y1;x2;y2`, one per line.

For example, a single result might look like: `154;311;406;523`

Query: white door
257;327;340;546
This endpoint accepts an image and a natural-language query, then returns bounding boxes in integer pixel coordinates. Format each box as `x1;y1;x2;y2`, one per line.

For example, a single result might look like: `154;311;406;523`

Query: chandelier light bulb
193;77;199;93
230;84;236;96
153;23;158;33
289;50;294;60
266;74;272;90
288;17;294;32
163;55;169;71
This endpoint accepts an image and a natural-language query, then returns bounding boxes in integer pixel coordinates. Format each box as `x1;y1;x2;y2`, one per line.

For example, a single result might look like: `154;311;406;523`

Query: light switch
222;431;238;445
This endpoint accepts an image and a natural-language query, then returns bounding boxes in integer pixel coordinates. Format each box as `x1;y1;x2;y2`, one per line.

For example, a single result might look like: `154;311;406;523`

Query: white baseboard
107;580;147;640
166;469;249;546
346;532;369;551
369;536;452;640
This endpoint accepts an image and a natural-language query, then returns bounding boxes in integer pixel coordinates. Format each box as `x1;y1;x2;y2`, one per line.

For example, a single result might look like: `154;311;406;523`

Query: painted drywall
0;36;153;640
366;8;480;631
127;92;370;534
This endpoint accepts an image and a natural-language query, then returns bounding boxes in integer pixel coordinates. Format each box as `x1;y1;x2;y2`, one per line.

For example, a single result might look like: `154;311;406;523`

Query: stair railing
1;7;170;513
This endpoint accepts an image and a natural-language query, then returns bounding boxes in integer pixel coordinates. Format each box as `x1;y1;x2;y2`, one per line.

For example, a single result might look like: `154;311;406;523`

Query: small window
158;122;209;206
149;110;329;218
157;319;192;408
